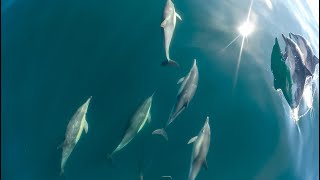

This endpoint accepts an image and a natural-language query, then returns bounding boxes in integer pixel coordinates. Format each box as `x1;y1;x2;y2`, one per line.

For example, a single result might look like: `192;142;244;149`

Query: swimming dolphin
187;116;211;180
108;93;154;159
289;33;319;75
282;34;312;109
160;0;182;67
153;59;198;140
161;176;173;179
58;96;92;175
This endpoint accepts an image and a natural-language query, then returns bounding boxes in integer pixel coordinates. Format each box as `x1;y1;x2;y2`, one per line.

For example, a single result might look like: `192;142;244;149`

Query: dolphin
58;96;92;175
289;33;319;75
282;34;312;109
161;176;173;179
108;93;155;159
160;0;182;67
153;59;198;140
187;116;211;180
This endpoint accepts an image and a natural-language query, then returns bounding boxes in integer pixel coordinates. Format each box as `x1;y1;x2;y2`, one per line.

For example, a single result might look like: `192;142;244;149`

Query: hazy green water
2;0;319;179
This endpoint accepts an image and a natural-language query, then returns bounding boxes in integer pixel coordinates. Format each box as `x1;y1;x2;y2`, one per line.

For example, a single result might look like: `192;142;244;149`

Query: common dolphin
153;59;198;140
289;33;319;75
282;34;312;109
160;0;182;67
108;93;154;159
161;176;173;179
58;96;92;175
187;116;211;180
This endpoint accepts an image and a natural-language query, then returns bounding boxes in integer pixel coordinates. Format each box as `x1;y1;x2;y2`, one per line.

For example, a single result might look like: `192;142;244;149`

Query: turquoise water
1;0;319;179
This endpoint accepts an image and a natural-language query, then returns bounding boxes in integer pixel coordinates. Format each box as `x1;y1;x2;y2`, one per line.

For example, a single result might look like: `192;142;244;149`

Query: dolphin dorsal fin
84;118;88;134
187;136;198;144
175;12;182;21
177;77;185;84
202;159;208;170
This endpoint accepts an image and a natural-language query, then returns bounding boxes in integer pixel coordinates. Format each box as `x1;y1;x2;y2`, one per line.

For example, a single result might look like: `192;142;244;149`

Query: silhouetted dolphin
58;96;92;175
187;117;211;180
282;34;312;109
160;0;182;67
108;93;154;159
153;59;198;140
289;33;319;75
270;38;293;107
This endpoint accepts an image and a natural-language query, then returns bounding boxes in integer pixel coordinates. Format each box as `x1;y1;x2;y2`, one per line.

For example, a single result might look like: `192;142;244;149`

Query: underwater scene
1;0;319;179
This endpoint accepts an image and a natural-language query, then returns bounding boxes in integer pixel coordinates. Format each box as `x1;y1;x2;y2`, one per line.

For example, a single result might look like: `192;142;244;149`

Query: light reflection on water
1;0;318;179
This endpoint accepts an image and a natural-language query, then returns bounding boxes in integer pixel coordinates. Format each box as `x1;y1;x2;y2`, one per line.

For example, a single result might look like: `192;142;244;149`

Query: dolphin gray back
65;99;90;144
179;61;199;99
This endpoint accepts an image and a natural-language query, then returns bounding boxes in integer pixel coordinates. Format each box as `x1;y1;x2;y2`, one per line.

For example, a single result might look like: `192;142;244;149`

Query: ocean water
1;0;319;180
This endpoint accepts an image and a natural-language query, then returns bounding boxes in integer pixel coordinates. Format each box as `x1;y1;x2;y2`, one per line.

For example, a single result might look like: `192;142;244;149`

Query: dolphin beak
193;59;197;66
281;34;286;41
289;33;297;41
87;96;92;103
205;116;209;124
151;91;156;97
282;34;289;45
289;33;293;39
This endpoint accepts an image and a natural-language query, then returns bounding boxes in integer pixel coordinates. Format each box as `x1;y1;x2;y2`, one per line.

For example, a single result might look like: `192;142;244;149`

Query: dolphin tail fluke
161;60;180;68
107;154;113;162
152;128;168;141
57;141;65;150
107;154;115;167
59;169;64;176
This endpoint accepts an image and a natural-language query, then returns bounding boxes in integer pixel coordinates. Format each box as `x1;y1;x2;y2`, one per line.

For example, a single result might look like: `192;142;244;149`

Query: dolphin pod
160;0;182;67
271;33;318;122
152;59;199;141
58;96;92;175
53;1;319;179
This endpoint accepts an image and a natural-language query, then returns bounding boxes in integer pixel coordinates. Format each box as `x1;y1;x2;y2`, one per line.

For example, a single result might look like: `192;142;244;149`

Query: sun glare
238;21;254;37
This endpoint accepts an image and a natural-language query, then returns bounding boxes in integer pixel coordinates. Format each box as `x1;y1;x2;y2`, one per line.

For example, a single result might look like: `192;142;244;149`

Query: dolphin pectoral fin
177;77;184;84
175;12;182;21
282;51;288;61
161;17;170;28
152;128;168;141
84;119;88;134
202;159;208;170
314;55;319;64
187;136;198;144
147;114;152;123
185;100;190;108
305;68;312;77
